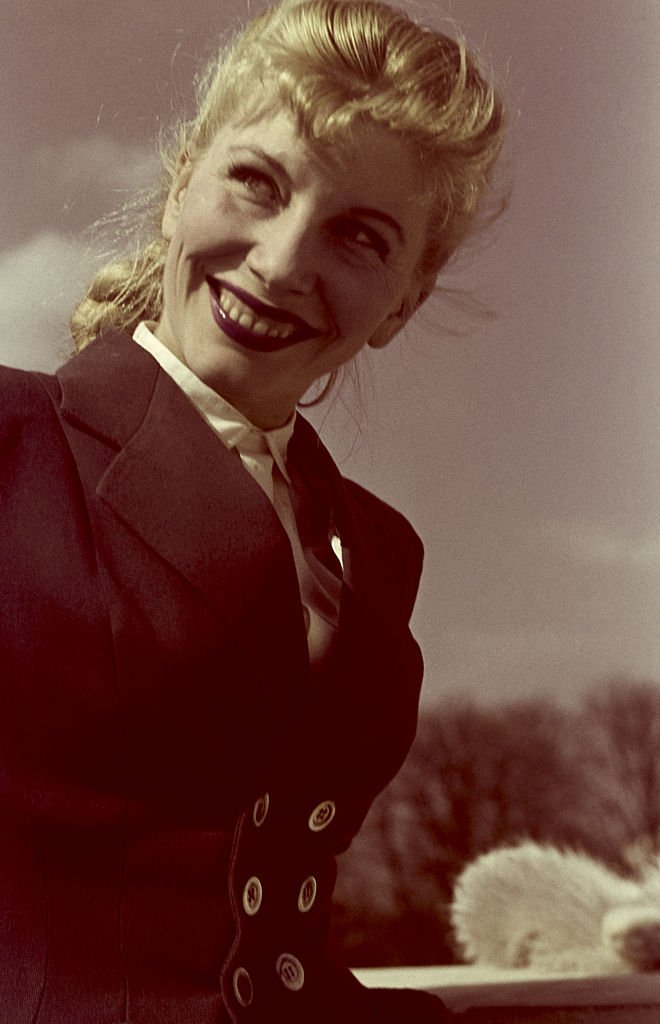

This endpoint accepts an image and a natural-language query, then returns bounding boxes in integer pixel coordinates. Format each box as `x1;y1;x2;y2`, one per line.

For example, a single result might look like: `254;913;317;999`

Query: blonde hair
70;0;505;351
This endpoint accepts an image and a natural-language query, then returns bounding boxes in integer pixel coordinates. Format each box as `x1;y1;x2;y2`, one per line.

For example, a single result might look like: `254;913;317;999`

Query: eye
334;217;390;260
227;162;280;204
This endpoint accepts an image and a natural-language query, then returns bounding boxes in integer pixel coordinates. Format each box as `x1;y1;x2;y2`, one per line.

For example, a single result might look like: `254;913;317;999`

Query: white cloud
0;136;161;371
0;232;100;371
35;134;160;198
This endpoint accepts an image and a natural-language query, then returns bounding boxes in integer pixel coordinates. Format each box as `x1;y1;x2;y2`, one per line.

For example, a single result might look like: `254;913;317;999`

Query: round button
308;800;336;832
276;952;305;992
232;966;253;1007
242;876;263;916
298;875;317;913
252;792;270;827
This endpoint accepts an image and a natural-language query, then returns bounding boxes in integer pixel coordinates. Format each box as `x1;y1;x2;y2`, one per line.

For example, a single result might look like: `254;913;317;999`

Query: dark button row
252;793;337;833
232;953;305;1008
241;873;317;916
230;795;335;1008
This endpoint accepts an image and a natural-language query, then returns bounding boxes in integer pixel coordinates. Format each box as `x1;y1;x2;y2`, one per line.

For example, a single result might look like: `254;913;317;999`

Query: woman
0;1;503;1020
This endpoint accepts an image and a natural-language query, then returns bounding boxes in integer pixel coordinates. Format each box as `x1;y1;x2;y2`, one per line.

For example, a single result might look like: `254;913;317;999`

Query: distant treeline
331;677;660;967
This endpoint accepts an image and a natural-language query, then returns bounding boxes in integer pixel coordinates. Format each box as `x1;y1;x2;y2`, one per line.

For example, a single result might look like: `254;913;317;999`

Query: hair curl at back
70;0;505;354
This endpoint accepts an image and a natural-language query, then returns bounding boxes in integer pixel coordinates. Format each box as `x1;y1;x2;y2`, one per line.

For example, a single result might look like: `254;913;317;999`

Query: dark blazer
0;330;449;1023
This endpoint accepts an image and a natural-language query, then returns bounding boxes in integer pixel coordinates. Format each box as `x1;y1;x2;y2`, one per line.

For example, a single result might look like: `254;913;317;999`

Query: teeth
216;286;298;339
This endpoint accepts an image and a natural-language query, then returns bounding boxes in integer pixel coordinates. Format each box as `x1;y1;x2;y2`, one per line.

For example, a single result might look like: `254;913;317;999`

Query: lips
206;277;323;352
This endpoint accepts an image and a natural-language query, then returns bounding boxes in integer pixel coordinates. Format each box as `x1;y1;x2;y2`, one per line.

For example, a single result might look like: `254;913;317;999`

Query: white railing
353;965;660;1021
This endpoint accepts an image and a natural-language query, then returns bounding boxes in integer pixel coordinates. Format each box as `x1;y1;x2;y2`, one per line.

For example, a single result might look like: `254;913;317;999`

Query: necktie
276;458;342;617
233;427;343;662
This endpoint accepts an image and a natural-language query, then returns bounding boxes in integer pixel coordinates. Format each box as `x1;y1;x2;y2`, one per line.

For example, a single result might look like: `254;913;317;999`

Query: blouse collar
133;321;294;482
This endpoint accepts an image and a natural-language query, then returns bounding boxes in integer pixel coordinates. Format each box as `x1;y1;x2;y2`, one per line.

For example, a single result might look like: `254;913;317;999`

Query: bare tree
580;678;660;854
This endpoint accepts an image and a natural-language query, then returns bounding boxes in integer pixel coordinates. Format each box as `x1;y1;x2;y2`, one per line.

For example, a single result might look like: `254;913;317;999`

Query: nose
246;208;319;297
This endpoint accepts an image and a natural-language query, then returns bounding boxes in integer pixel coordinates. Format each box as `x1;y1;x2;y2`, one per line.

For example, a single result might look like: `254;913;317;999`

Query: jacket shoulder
0;364;61;433
343;478;424;619
344;478;424;567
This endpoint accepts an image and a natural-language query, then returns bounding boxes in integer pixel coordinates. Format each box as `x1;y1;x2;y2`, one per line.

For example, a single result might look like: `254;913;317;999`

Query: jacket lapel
56;331;309;706
288;415;359;592
289;414;399;618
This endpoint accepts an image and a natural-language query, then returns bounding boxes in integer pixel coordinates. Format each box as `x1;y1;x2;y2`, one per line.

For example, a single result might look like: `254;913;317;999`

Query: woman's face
156;109;431;428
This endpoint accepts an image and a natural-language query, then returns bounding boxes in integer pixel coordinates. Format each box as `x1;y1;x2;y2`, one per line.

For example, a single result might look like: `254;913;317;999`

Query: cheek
183;190;251;255
337;278;397;337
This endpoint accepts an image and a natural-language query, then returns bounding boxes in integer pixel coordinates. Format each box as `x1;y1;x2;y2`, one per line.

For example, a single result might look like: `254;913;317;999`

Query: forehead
204;109;430;224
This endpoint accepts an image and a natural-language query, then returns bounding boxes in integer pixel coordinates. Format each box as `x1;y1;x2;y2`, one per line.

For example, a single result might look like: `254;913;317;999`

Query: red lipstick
207;278;322;352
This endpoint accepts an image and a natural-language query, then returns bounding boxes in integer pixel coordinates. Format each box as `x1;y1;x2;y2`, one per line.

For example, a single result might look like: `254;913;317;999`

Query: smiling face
155;109;431;428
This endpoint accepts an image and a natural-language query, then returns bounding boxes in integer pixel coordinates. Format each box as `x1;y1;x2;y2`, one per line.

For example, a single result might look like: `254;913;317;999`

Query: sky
2;0;659;707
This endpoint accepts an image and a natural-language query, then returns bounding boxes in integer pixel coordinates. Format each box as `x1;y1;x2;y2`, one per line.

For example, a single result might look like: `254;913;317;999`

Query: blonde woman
0;1;503;1020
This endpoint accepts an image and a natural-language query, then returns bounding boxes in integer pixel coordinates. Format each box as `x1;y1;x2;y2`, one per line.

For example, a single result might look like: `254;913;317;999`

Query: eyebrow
228;146;406;245
228;145;289;180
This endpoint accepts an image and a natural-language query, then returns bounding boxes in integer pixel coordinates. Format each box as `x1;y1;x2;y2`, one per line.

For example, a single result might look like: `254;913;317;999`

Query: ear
368;312;405;350
161;150;193;241
368;282;430;349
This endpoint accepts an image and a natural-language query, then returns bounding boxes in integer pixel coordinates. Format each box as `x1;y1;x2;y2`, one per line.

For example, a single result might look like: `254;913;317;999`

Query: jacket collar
56;330;310;716
58;328;161;448
56;329;404;645
57;333;353;599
